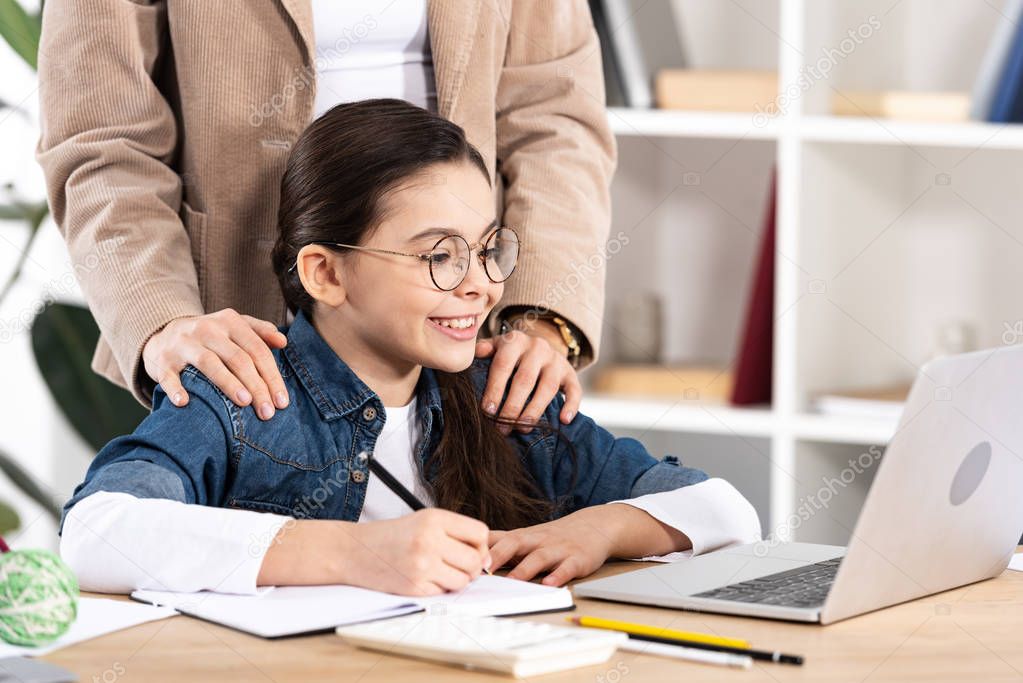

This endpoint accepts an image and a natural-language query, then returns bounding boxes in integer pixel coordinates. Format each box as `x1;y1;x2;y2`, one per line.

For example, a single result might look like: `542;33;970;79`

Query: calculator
335;612;626;678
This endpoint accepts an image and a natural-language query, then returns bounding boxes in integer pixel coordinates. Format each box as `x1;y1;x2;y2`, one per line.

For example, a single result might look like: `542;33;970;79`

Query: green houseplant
0;0;147;533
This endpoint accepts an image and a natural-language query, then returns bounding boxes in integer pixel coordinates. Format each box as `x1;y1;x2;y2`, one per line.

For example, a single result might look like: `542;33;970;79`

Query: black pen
365;453;492;574
620;632;803;665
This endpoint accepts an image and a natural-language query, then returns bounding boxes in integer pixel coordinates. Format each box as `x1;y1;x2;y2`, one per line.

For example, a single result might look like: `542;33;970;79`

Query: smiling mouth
428;315;478;330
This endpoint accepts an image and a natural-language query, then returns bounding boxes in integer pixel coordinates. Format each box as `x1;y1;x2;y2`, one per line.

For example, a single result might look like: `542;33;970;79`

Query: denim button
351;470;366;483
356;450;370;463
362;406;377;421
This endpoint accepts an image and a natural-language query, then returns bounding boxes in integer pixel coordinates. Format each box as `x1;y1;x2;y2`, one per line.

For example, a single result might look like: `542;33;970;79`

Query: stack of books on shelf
590;0;1023;124
810;384;909;422
971;0;1023;123
590;0;776;112
837;0;1023;123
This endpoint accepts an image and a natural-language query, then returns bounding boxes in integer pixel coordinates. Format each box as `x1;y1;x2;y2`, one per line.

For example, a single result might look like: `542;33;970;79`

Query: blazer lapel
279;0;315;66
278;0;479;119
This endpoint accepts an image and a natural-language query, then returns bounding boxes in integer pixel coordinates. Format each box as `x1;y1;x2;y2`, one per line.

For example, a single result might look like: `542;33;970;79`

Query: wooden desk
45;552;1023;682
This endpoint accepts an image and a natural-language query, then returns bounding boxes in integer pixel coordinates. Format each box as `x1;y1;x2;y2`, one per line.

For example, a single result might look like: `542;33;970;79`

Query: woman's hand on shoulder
143;308;289;420
475;327;581;434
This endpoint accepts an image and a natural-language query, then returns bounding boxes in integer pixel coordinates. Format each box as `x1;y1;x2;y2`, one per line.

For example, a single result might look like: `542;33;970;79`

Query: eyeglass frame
286;225;520;292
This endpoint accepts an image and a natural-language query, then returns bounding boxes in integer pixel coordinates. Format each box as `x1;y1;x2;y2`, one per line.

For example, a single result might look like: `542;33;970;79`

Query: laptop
574;346;1023;624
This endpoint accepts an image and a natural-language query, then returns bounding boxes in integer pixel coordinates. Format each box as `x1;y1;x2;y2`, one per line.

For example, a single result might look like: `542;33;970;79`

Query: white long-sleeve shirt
61;401;761;595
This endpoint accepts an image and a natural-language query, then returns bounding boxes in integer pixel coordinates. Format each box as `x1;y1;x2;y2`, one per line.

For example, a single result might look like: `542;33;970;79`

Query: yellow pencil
567;615;750;649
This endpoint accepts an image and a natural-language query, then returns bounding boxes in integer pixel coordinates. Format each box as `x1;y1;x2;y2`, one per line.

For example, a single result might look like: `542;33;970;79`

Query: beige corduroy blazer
36;0;617;407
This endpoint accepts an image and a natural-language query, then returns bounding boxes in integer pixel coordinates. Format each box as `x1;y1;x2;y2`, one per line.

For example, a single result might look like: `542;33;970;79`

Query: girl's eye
428;252;451;265
482;247;500;260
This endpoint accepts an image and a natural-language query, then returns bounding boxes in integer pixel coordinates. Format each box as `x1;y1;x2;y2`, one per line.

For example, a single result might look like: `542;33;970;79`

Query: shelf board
799;115;1023;151
580;395;898;445
606;108;1023;151
579;394;776;438
789;412;898;446
606;107;780;141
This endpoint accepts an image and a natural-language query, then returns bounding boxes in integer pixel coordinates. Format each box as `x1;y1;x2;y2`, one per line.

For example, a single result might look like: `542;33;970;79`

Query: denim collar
282;309;445;435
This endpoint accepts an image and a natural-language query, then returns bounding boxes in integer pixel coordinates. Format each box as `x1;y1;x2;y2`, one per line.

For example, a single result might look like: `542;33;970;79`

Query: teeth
434;317;474;329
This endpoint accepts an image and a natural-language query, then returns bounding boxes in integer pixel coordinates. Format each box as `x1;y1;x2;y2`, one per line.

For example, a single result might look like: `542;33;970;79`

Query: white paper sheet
132;574;573;637
0;598;177;657
1008;553;1023;572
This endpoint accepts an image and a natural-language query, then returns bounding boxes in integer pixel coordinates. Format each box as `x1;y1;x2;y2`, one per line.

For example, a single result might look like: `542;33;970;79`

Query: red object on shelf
731;169;776;406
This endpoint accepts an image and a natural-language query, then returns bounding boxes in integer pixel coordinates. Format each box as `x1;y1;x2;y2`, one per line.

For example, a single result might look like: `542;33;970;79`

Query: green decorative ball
0;550;78;646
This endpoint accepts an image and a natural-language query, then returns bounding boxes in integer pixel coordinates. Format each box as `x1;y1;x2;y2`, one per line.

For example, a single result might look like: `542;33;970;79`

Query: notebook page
132;584;421;638
414;574;573;616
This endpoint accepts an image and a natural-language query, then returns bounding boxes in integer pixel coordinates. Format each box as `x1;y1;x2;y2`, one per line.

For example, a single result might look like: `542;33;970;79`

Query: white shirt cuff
608;477;762;558
60;491;292;595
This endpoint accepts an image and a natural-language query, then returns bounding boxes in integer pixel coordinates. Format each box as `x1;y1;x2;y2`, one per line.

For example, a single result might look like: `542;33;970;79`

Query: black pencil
365;453;491;574
366;456;426;511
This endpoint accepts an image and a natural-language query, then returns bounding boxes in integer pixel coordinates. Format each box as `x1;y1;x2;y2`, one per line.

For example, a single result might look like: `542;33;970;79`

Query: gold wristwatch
501;311;582;368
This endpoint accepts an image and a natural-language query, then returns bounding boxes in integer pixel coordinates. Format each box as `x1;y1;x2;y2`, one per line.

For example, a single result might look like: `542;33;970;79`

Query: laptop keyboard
692;557;843;608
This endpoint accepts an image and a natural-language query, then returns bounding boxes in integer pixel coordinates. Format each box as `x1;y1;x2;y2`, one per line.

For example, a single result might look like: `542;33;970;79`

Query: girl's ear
296;245;347;308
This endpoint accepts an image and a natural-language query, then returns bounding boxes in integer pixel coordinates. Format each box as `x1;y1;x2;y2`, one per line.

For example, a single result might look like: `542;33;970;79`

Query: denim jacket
61;310;708;530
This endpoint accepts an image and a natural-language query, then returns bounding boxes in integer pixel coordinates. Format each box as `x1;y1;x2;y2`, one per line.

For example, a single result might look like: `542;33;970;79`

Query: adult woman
36;0;615;424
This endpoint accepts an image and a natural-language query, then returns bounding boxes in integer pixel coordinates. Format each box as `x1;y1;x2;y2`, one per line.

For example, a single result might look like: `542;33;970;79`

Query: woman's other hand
475;327;581;433
142;308;289;419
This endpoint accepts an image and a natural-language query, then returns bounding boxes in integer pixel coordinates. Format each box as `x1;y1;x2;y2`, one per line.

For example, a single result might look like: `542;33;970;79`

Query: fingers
232;319;289;410
487;532;537;573
203;334;275;419
425;562;476;593
156;368;189;408
143;310;290;419
558;371;582;425
497;348;544;433
506;546;562;582
435;510;490;556
480;335;520;421
243;314;288;349
541;556;582;586
438;534;488;578
474;338;495;358
519;369;564;433
189;346;252;407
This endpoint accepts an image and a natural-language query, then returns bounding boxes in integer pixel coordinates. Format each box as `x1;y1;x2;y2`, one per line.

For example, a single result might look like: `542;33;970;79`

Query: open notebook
131;574;573;638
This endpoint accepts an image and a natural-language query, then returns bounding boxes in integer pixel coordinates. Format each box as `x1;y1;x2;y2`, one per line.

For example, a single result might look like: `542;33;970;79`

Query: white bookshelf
586;0;1022;545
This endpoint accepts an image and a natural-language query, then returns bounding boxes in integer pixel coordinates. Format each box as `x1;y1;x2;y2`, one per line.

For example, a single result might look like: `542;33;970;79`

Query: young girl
60;99;760;597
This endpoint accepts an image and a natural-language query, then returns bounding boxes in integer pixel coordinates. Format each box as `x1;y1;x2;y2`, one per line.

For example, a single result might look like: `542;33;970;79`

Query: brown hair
272;99;574;529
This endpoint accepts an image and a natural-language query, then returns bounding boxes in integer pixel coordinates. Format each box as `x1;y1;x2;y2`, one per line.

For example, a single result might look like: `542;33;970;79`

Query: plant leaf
0;0;41;71
0;501;20;535
0;449;58;522
31;303;148;452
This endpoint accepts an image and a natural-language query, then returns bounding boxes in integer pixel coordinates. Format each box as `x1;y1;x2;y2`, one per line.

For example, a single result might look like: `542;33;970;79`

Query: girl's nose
455;249;490;294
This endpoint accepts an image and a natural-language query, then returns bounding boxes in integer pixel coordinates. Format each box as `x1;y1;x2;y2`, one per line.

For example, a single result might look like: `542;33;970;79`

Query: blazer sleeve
493;0;618;366
35;0;205;406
